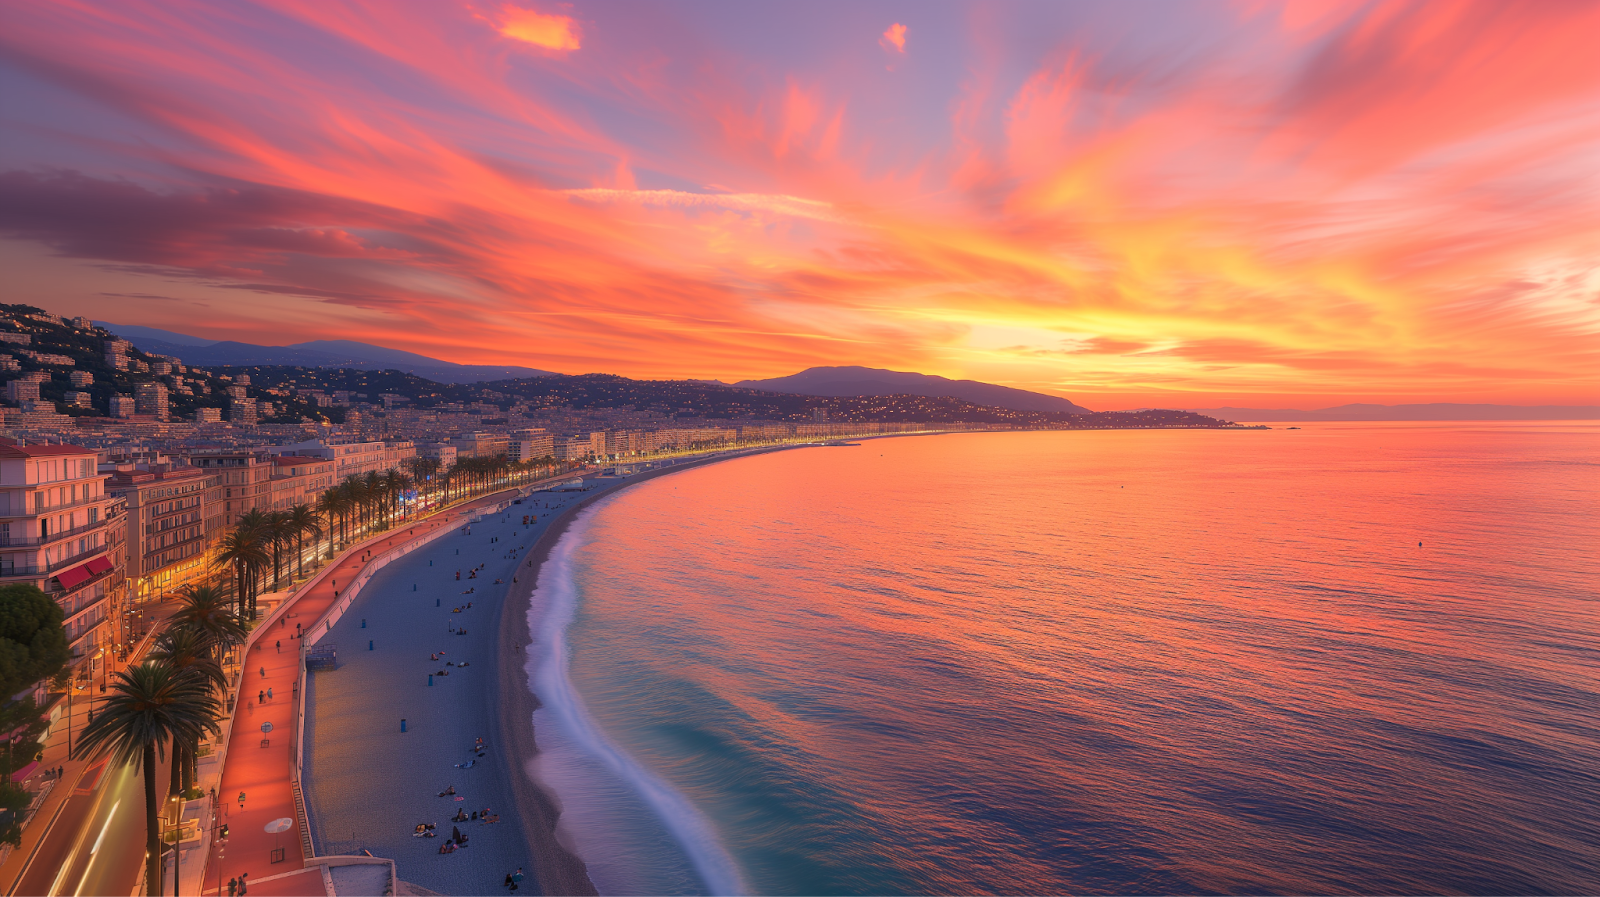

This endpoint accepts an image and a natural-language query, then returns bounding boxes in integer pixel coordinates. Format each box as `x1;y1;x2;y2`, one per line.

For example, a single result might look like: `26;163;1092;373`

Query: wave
524;505;747;897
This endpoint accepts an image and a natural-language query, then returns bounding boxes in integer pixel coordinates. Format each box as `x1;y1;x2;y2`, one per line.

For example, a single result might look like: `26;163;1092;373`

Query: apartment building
450;432;509;460
508;429;554;463
267;455;336;512
271;439;416;480
0;439;125;671
189;451;275;524
107;464;217;603
134;381;169;420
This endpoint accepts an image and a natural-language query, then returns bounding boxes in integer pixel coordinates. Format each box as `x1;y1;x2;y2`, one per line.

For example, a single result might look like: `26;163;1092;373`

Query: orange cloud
0;0;1596;409
499;6;580;51
880;22;906;53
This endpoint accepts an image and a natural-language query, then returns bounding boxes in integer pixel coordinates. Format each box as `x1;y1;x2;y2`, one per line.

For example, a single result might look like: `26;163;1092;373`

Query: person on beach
259;690;265;704
276;640;281;653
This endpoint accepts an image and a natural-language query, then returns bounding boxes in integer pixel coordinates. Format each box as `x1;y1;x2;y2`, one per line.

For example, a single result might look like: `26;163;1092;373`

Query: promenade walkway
198;484;553;897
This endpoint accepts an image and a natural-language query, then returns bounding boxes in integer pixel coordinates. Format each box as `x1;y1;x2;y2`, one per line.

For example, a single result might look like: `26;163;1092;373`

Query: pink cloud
880;22;907;53
498;6;581;52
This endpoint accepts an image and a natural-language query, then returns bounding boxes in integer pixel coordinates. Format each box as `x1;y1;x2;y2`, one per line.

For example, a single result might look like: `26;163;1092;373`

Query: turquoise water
526;424;1600;895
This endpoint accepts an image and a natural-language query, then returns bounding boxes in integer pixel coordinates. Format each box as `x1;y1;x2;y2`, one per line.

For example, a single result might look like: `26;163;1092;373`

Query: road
10;754;167;897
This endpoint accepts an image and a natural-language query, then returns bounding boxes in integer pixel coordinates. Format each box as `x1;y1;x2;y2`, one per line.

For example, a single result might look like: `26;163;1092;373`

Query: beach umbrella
265;817;294;857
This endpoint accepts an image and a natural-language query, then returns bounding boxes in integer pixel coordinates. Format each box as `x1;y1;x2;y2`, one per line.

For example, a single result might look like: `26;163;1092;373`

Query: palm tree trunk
144;743;161;896
169;742;182;797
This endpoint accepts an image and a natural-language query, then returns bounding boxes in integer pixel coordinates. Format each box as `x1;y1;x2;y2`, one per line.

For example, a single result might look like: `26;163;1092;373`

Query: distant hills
737;366;1093;415
96;323;558;384
1185;403;1599;422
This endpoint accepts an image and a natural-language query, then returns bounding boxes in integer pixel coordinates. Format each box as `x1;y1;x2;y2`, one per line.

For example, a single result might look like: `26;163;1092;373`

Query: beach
302;447;805;895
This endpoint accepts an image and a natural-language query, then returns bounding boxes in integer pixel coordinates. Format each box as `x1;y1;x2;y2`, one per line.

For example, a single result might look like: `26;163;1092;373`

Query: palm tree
362;471;385;529
315;491;342;557
267;511;294;590
287;504;322;578
76;662;221;896
148;628;227;796
167;584;246;659
215;528;268;620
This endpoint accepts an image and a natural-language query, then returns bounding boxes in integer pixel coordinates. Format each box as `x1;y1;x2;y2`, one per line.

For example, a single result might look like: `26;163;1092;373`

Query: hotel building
0;439;126;680
107;463;217;604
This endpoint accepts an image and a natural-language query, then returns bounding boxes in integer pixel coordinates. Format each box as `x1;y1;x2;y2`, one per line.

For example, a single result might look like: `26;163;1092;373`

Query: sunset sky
2;0;1596;409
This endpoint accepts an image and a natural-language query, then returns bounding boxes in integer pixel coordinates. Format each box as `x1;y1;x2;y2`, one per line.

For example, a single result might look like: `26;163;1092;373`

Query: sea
523;423;1599;896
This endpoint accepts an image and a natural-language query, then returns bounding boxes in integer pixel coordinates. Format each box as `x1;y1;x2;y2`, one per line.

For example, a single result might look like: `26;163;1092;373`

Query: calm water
525;424;1600;895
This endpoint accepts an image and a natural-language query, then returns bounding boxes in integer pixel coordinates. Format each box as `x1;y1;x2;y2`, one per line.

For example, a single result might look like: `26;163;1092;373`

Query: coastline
493;445;816;896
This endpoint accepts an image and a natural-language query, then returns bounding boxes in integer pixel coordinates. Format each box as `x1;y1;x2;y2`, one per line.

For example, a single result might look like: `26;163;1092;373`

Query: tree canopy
0;584;69;699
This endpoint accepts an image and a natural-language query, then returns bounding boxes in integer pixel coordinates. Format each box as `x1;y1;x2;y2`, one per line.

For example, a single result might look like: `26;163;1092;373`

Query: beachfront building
449;432;509;460
0;438;126;686
271;438;417;479
107;463;217;604
189;450;276;524
418;442;457;467
507;429;554;463
267;454;337;512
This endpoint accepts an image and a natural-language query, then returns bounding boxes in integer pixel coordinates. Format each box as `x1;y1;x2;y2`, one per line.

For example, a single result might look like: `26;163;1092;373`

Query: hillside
738;366;1093;414
95;323;557;383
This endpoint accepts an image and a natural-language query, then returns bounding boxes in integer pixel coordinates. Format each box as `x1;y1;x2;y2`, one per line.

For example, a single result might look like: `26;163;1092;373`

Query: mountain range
737;366;1093;414
97;323;558;384
1185;403;1599;421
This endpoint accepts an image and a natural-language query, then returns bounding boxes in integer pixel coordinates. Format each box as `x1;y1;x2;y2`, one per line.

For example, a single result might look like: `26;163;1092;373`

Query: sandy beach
302;447;803;896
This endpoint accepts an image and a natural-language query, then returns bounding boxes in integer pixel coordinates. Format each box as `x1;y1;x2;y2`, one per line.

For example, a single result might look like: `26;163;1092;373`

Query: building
449;432;509;460
6;378;43;404
271;439;415;480
507;429;554;463
418;443;457;467
107;464;217;603
188;451;275;524
69;371;93;387
134;382;169;420
229;398;257;424
195;407;222;423
267;455;336;512
110;395;136;418
0;439;125;685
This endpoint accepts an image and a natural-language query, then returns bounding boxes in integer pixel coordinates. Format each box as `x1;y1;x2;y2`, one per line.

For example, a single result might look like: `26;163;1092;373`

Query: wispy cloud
563;189;845;223
0;0;1594;406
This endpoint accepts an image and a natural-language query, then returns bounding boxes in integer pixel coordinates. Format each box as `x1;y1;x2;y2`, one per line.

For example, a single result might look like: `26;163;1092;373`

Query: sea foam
524;505;746;897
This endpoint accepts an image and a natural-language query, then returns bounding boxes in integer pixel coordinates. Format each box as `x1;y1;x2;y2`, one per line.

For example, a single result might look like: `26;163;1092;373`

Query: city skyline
3;2;1597;409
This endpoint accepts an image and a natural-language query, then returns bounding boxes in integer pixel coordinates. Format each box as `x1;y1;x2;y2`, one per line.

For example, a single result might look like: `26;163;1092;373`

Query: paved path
199;485;554;896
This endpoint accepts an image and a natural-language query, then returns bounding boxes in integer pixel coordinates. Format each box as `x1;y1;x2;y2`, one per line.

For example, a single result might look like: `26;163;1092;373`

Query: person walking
228;876;238;897
239;872;249;895
267;687;273;700
504;872;514;890
276;640;281;653
258;690;265;704
511;868;524;891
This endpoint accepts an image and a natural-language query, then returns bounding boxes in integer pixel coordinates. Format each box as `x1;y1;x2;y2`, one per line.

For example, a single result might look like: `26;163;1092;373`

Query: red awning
54;564;92;591
85;556;113;575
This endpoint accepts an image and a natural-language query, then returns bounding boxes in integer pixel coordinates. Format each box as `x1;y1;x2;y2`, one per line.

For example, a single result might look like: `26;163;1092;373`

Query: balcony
0;517;111;548
0;493;115;519
0;544;110;580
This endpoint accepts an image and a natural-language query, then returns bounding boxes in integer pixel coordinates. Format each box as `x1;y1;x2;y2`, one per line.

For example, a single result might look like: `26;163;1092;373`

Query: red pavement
199;486;541;896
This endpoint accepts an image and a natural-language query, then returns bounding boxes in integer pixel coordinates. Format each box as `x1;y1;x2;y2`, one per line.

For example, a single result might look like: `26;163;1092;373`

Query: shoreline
494;444;816;896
